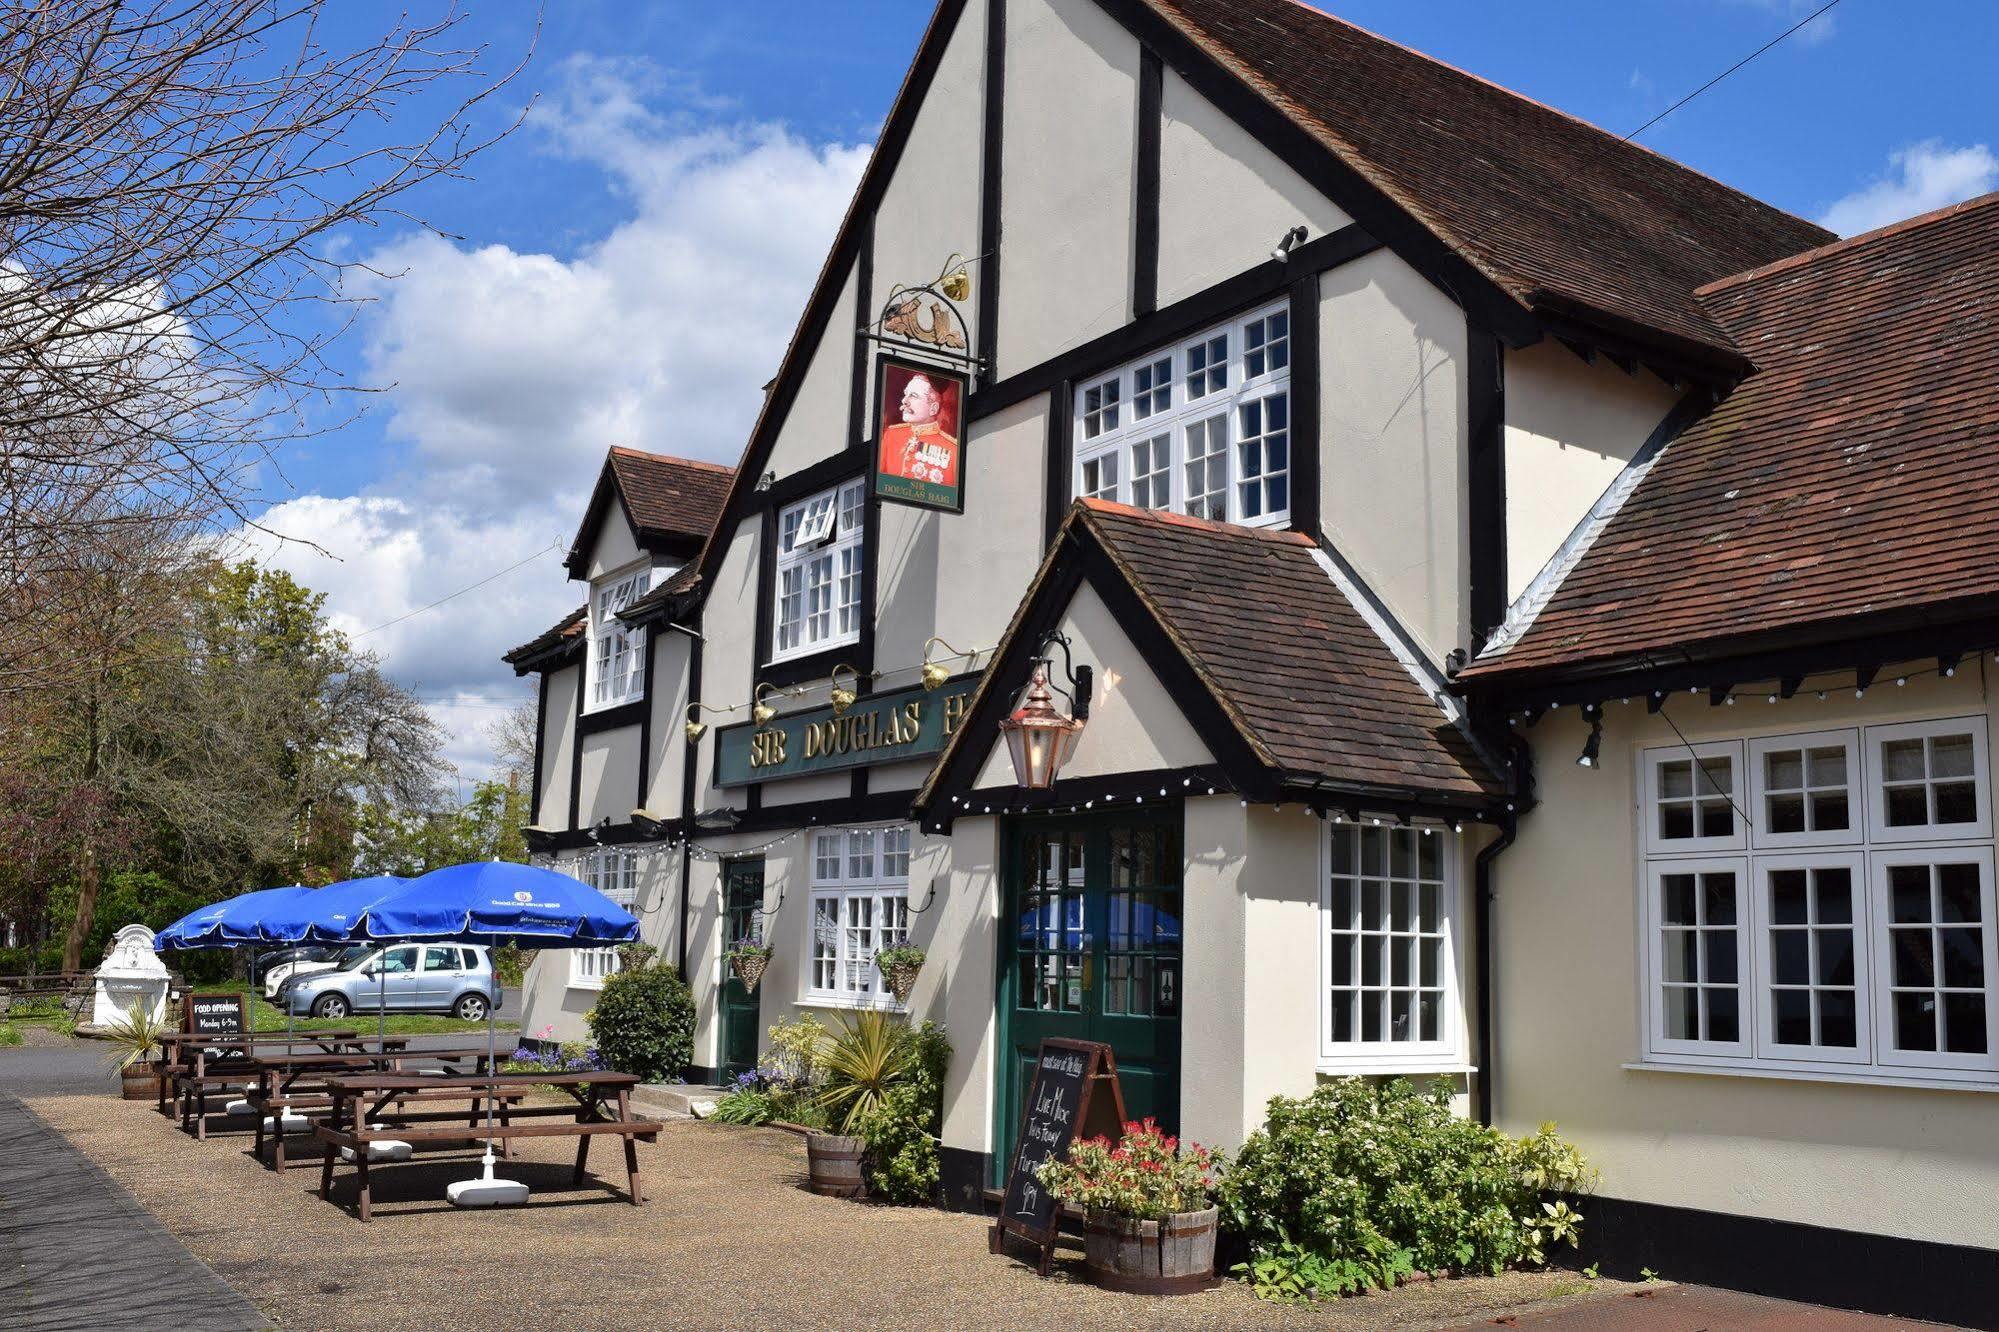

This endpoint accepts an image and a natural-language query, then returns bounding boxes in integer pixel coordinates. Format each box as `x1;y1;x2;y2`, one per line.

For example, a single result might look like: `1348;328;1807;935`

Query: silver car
279;942;500;1022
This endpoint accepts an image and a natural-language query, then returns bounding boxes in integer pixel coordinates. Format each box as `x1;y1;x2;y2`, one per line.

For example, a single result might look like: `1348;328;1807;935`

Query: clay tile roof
1145;0;1833;360
502;605;587;671
1080;501;1504;799
607;447;735;544
1466;191;1999;682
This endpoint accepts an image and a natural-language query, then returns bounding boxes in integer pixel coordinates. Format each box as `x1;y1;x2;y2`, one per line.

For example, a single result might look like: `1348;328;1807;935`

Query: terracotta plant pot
730;952;769;994
119;1063;156;1101
1082;1206;1219;1295
804;1131;867;1199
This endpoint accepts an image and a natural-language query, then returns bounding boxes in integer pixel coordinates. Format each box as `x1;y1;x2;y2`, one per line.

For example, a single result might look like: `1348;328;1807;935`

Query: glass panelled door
720;858;765;1083
996;811;1182;1185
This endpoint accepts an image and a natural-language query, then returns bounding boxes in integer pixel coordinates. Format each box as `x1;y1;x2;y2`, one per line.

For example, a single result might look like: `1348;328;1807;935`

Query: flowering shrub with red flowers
1035;1118;1218;1220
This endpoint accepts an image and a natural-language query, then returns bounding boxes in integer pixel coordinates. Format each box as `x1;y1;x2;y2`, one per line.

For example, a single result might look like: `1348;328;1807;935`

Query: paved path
0;1093;272;1331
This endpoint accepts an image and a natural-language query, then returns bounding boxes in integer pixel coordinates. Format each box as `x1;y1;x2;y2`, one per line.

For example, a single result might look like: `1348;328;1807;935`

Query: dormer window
588;564;651;710
773;478;866;661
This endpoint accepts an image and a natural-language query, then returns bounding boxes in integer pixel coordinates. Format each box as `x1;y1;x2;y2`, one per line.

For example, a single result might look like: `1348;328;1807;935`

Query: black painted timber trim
1572;1193;1999;1328
977;0;1004;384
677;608;703;978
1042;378;1072;548
972;222;1379;423
529;670;550;825
1466;326;1506;650
578;698;645;738
939;1144;992;1214
566;660;585;832
636;632;656;805
1132;46;1162;320
1287;272;1321;535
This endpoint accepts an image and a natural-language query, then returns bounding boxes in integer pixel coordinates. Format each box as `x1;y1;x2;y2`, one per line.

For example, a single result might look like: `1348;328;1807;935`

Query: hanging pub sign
713;674;979;787
989;1038;1126;1275
873;354;969;513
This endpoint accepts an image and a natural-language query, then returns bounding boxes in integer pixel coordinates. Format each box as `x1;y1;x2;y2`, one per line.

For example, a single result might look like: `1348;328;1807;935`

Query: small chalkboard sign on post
182;990;247;1040
989;1038;1126;1275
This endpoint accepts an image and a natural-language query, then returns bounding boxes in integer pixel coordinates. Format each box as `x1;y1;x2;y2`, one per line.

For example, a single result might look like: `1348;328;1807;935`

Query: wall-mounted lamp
1269;224;1309;264
1576;705;1604;769
752;683;781;726
920;636;970;691
999;630;1093;790
829;663;860;715
685;703;726;744
754;470;775;492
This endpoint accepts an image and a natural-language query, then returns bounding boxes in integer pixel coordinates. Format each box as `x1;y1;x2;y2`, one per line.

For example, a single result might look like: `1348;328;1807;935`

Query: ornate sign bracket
861;252;985;373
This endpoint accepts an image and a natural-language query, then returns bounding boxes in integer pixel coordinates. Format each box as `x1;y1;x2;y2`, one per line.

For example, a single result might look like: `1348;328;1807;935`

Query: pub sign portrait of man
874;356;968;512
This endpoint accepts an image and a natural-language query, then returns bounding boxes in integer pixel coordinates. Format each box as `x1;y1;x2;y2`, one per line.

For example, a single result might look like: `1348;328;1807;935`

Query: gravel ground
26;1092;1638;1332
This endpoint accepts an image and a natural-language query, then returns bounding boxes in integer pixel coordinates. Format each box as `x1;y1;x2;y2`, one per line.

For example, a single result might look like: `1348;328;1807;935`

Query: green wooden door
719;858;765;1084
994;811;1182;1184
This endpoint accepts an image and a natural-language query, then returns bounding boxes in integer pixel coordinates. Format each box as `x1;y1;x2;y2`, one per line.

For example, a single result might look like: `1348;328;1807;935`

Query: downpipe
1475;729;1534;1129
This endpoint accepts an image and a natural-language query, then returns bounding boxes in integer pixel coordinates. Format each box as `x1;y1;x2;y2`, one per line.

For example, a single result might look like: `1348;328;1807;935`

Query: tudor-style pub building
500;1;1999;1322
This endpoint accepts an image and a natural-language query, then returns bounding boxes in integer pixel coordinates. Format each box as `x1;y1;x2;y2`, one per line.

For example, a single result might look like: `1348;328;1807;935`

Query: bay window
588;565;651;709
806;826;911;1007
1639;716;1999;1084
1321;820;1462;1068
774;479;866;661
570;847;640;988
1073;302;1292;528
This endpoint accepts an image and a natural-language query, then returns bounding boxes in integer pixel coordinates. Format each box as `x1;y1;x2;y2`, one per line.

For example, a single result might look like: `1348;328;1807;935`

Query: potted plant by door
725;936;773;994
1037;1118;1221;1294
873;944;926;1005
804;1010;914;1199
99;998;169;1100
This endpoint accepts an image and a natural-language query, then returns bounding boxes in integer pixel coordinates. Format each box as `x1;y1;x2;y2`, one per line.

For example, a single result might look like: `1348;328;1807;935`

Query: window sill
1624;1060;1999;1094
1316;1059;1477;1078
796;994;905;1014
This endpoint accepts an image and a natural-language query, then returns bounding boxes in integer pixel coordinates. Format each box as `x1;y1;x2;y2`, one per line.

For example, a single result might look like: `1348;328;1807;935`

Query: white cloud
243;56;870;787
1723;0;1838;45
1820;140;1998;237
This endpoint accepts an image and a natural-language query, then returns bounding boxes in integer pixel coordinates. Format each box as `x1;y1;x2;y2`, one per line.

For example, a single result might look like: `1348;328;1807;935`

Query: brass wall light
920;636;970;691
829;663;860;716
685;703;726;744
752;683;781;726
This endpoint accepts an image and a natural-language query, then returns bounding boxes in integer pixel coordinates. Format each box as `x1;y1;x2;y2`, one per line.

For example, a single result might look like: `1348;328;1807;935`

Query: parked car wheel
453;993;489;1022
312;993;350;1019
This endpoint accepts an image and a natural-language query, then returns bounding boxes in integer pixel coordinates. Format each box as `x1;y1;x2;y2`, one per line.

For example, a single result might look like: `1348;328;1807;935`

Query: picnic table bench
157;1032;415;1137
316;1071;660;1221
241;1046;500;1170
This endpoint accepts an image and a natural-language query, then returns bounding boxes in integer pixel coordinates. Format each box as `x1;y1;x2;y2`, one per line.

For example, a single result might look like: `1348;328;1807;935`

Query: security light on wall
1576;706;1604;769
1270;224;1309;264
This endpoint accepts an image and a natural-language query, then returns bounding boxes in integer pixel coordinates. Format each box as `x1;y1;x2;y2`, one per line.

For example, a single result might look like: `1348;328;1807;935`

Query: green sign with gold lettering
712;676;979;787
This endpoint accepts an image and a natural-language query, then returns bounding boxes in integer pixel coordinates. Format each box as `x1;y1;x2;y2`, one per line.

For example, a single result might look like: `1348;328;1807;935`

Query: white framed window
1072;302;1293;528
1638;717;1999;1085
1870;847;1998;1073
1749;730;1860;849
805;825;911;1007
1865;717;1990;843
1321;820;1461;1068
1642;740;1744;854
1645;858;1751;1058
773;478;866;662
587;564;651;710
570;848;640;988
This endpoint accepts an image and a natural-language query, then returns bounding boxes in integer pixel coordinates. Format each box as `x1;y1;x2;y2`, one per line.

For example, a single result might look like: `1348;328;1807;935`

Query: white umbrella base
339;1140;412;1163
224;1099;253;1117
261;1112;312;1133
447;1151;526;1207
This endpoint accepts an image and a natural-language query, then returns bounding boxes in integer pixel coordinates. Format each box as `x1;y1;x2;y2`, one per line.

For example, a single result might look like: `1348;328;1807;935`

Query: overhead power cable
1624;0;1846;141
354;539;563;638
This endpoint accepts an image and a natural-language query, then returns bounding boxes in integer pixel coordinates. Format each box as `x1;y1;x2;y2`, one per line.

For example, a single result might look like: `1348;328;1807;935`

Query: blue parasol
155;885;314;952
253;875;407;945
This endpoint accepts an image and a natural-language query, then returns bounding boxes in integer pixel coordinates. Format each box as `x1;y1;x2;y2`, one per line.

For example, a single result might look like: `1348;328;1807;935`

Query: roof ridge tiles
1698;190;1999;298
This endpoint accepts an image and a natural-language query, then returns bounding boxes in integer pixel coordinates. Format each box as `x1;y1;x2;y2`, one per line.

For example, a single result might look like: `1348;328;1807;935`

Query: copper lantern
1000;661;1087;789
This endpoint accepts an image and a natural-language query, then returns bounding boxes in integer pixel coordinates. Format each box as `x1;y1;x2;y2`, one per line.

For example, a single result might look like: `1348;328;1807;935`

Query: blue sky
243;0;1998;784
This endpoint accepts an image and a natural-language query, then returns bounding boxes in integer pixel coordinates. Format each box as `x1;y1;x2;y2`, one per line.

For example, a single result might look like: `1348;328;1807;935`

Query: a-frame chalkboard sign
988;1038;1126;1275
182;990;248;1040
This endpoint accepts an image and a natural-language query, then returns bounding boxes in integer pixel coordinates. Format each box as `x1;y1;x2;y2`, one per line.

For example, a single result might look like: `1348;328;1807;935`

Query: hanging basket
730;951;770;994
879;959;923;1005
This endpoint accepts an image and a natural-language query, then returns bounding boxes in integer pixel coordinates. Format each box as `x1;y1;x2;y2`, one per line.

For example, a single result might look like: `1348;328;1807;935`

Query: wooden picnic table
316;1071;660;1221
166;1034;415;1137
152;1028;386;1117
243;1045;498;1170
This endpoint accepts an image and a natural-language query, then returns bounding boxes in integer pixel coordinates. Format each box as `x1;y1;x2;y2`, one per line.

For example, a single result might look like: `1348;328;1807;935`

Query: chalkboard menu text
183;990;248;1039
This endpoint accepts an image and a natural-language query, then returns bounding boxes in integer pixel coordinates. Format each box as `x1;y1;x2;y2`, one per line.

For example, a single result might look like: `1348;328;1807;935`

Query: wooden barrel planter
119;1063;156;1101
804;1132;867;1198
1082;1206;1219;1295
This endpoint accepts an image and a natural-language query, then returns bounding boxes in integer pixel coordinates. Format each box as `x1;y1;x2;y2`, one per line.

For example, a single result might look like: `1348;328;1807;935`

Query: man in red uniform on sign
880;371;959;489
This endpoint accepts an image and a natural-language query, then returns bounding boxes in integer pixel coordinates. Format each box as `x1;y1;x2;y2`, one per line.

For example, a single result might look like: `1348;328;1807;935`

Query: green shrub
586;946;695;1083
708;1088;777;1124
492;943;532;989
0;1023;20;1047
1217;1079;1592;1300
850;1020;951;1204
